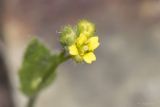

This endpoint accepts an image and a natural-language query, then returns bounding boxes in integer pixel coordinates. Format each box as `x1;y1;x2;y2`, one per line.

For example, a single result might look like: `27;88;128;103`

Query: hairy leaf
19;38;59;96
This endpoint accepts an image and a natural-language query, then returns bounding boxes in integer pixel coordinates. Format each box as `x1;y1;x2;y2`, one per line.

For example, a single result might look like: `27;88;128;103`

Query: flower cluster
60;20;100;64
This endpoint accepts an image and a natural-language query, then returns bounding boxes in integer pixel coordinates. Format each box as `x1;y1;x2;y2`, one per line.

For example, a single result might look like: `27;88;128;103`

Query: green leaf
19;38;59;96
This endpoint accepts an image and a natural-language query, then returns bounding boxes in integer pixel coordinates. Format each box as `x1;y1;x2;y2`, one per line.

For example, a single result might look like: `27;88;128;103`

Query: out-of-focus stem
27;95;37;107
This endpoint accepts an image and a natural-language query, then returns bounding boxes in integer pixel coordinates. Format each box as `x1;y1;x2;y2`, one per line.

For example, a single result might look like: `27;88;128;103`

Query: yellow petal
76;33;87;46
68;44;78;55
83;52;96;64
87;36;100;51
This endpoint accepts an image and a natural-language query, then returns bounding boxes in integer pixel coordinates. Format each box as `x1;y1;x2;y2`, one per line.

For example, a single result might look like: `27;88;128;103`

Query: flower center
83;45;89;51
78;45;89;56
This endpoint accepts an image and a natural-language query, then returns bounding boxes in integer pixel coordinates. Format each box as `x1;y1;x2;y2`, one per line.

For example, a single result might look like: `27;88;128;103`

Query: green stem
59;55;71;64
27;95;37;107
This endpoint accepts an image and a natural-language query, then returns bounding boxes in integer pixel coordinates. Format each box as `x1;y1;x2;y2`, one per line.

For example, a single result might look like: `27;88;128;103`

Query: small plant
18;20;100;107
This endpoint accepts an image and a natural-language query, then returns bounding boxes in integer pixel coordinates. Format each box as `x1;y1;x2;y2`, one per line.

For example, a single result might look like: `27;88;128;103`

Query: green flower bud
60;26;76;46
77;20;95;36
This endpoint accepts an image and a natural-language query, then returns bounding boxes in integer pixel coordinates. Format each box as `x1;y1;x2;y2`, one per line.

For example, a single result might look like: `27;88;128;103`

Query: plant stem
59;55;71;64
27;95;37;107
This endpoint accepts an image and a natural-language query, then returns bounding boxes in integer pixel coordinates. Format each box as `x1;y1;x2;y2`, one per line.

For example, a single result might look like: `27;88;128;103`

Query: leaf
19;38;59;96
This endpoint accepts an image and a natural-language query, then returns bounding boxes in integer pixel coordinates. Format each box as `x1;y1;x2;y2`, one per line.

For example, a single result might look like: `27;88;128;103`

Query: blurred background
1;0;160;107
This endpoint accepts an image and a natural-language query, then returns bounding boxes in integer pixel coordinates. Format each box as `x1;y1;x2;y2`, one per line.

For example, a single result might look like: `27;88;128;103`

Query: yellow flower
68;33;99;64
59;20;100;64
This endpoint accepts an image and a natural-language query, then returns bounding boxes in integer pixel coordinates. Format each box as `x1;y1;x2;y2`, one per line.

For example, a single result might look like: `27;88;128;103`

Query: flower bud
60;26;76;46
77;20;95;36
